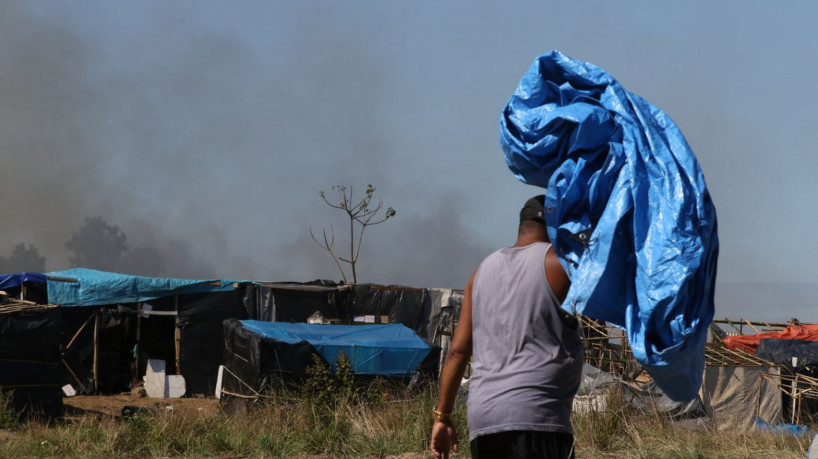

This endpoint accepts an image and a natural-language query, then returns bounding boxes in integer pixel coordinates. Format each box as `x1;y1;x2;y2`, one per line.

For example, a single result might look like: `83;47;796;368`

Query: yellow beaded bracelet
432;408;452;422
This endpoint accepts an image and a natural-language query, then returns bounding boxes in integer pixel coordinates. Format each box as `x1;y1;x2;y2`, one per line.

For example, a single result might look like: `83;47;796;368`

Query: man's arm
545;245;570;303
430;271;475;459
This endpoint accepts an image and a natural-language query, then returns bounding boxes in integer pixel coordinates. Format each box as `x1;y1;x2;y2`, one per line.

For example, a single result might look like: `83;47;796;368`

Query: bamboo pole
65;314;95;352
791;373;797;424
62;360;86;393
795;386;804;425
744;319;761;334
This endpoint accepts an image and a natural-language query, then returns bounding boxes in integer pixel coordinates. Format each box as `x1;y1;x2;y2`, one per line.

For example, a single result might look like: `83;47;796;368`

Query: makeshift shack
701;344;783;431
715;319;818;425
46;268;250;396
220;319;432;399
0;267;464;408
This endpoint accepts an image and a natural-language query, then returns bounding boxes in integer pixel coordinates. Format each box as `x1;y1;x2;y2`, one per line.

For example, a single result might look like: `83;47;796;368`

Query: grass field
0;384;813;459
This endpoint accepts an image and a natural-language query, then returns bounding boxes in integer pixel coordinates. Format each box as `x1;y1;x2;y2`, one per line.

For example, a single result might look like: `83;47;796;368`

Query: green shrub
0;390;21;430
301;350;390;406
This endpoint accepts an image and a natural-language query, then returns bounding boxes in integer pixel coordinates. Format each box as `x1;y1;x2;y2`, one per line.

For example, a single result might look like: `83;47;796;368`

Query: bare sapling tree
311;184;396;283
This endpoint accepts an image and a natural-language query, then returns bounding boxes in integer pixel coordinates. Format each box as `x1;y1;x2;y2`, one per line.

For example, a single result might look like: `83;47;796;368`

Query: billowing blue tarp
46;268;240;307
500;51;718;401
240;321;431;376
0;272;46;290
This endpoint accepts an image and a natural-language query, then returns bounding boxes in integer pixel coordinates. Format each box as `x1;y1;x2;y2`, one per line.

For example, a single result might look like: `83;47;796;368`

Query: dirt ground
63;393;221;419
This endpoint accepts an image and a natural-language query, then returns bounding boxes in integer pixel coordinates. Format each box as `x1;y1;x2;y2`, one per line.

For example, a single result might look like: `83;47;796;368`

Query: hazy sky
2;2;817;322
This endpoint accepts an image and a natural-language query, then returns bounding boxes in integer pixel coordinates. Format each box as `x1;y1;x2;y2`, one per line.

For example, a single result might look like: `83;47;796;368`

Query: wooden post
790;373;798;424
795;382;804;425
175;294;181;375
133;303;143;386
93;311;99;393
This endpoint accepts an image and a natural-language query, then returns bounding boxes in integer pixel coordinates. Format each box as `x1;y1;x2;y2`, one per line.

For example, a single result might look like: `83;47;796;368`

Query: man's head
518;195;548;240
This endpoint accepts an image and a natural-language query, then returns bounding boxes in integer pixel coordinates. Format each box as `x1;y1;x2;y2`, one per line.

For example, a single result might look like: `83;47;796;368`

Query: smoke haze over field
3;2;818;320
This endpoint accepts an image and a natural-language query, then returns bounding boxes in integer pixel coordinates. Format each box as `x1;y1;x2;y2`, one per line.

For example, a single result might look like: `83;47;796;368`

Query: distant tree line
0;243;46;273
0;216;164;276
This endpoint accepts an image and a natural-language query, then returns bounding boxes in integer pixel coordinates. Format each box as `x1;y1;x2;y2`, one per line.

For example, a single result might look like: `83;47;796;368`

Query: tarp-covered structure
221;320;433;398
45;268;251;396
573;359;780;432
240;321;431;375
46;268;239;307
500;50;718;401
700;365;782;431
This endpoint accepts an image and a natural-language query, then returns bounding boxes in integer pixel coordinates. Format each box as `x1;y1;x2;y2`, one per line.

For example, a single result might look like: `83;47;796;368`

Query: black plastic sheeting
177;288;249;395
250;282;461;341
0;308;63;417
222;318;320;395
351;284;426;332
246;282;351;323
756;339;818;372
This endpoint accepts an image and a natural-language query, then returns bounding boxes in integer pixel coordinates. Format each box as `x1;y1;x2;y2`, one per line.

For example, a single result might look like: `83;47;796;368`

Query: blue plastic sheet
240;321;431;376
46;268;241;307
754;418;810;437
0;272;46;290
500;51;718;401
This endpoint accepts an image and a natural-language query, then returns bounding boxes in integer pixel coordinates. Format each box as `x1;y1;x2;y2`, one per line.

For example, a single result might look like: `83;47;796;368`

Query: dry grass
573;388;811;459
0;386;813;458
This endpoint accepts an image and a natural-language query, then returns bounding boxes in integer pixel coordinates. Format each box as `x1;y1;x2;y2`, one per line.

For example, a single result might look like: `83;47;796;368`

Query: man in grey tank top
431;195;584;459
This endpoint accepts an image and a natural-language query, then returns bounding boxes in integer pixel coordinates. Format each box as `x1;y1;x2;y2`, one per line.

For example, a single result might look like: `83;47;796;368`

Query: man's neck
512;233;548;248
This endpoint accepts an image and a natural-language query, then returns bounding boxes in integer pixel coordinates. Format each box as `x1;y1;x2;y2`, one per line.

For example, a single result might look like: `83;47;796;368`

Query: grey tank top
467;242;584;440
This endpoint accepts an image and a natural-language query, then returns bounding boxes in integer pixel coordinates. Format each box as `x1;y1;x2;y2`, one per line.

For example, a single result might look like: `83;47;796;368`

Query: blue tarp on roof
240;321;431;376
500;51;718;401
45;268;241;307
0;272;47;290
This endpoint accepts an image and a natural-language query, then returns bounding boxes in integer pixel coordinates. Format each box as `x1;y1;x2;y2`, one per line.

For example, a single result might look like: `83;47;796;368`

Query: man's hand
430;420;458;459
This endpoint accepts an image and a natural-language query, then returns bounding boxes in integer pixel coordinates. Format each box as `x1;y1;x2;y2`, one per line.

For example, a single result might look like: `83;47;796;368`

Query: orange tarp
723;324;818;354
